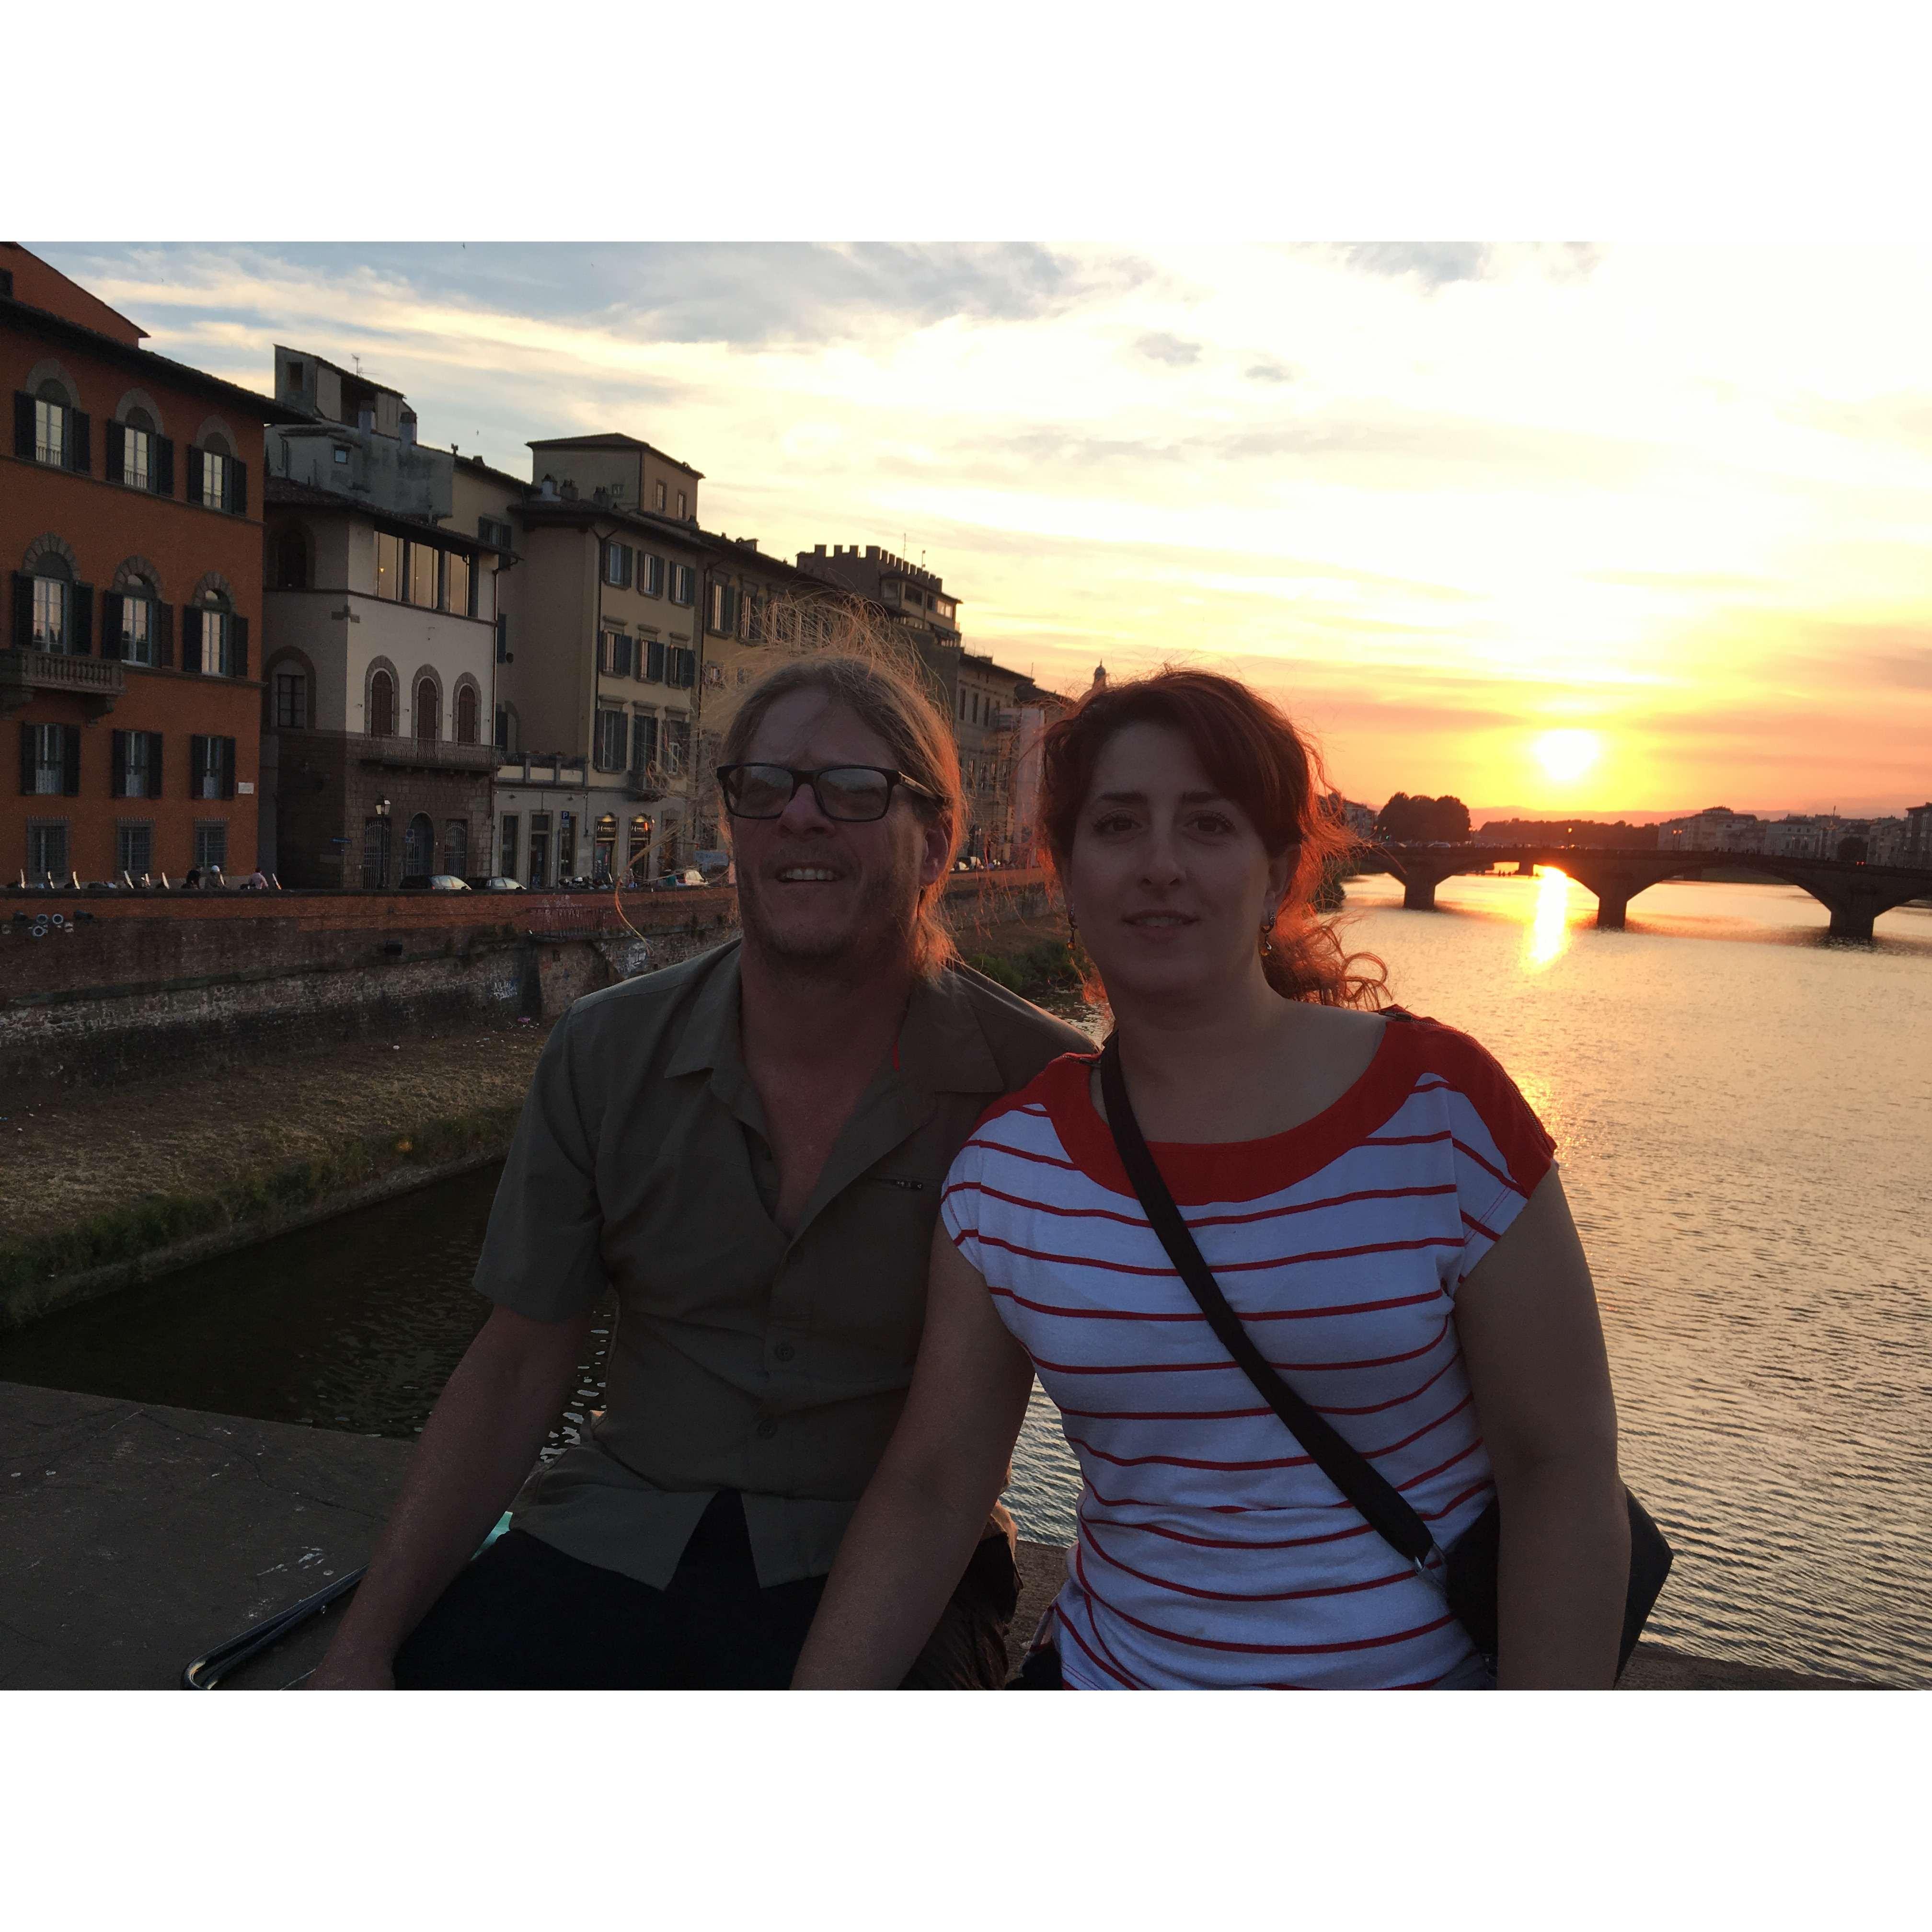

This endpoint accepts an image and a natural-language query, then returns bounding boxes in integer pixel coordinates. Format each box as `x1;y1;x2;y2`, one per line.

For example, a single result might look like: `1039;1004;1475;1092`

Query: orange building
3;243;276;884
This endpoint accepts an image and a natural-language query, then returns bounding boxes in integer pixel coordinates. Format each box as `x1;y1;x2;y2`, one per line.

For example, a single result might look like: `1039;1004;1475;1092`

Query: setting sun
1533;730;1603;784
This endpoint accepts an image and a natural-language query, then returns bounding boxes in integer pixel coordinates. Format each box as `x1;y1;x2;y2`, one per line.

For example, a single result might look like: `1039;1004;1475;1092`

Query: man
313;650;1089;1688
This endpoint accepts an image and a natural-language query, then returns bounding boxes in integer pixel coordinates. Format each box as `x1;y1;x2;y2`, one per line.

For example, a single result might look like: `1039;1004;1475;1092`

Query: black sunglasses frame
715;763;941;823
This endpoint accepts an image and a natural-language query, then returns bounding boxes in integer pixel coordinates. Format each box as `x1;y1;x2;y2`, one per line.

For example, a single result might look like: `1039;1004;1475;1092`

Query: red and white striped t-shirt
941;1009;1558;1690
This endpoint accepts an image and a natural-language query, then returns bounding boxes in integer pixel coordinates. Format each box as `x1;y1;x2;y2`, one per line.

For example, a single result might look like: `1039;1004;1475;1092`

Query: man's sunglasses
716;763;940;824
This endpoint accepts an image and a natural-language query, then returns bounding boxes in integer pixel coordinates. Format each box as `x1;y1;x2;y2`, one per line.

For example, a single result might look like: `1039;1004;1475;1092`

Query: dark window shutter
106;421;125;485
231;460;247;516
17;723;32;796
156;436;174;496
622;547;633;588
111;730;128;798
61;725;80;797
11;573;32;649
186;445;204;505
102;591;125;659
495;612;508;663
182;607;202;673
12;391;33;459
189;734;207;797
156;601;174;668
221;737;236;800
71;586;94;656
232;614;249;678
69;411;90;475
150;733;163;798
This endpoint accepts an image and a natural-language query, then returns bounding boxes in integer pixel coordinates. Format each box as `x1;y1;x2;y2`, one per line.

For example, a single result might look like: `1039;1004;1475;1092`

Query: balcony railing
359;734;496;773
0;646;124;716
497;753;590;788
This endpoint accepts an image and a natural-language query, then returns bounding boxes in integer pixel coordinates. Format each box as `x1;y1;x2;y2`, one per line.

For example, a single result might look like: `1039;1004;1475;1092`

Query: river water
3;872;1927;1684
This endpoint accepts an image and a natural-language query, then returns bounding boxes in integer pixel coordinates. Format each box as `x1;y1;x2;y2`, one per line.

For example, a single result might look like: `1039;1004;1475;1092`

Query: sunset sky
39;241;1932;821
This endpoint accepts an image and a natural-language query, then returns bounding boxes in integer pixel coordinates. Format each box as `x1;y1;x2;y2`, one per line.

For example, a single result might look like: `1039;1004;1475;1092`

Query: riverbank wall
0;870;1058;1098
0;872;1061;1330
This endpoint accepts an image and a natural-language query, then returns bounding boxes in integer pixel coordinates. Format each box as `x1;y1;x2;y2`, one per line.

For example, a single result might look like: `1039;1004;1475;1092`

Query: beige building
494;444;707;884
794;542;963;720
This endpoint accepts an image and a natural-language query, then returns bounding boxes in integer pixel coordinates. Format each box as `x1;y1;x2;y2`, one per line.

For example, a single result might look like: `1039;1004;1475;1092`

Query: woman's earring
1259;909;1276;957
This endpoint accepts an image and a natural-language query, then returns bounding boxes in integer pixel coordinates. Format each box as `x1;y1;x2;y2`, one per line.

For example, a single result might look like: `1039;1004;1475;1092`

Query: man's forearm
315;1308;590;1679
1494;1460;1630;1689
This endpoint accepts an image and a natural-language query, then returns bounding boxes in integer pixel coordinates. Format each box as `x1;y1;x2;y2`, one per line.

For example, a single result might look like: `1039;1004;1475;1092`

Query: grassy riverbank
0;1021;553;1329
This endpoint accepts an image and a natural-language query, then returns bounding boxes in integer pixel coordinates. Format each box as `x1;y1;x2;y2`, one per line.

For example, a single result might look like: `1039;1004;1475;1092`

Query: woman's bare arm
1454;1166;1630;1688
309;1303;593;1688
792;1226;1035;1688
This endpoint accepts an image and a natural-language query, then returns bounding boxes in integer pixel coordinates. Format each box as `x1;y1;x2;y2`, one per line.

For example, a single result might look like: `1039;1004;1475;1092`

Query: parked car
464;875;525;892
653;869;706;889
426;874;471;891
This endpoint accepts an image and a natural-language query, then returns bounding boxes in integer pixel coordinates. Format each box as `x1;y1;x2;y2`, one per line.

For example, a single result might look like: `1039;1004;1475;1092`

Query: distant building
259;347;501;887
3;243;276;885
954;652;1029;863
795;542;963;717
1655;807;1764;854
1904;803;1932;868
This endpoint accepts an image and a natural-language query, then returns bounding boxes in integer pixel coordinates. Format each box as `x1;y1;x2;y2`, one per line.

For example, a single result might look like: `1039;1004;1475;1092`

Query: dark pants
394;1490;1017;1690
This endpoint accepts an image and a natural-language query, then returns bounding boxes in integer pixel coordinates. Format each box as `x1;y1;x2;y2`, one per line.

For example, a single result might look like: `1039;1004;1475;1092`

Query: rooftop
527;431;703;479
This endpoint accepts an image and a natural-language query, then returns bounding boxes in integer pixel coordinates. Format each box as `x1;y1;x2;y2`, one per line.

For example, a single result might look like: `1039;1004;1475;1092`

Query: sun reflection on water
1523;865;1575;970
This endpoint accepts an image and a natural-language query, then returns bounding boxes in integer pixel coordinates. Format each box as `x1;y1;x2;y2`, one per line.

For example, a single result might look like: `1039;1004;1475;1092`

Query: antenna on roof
353;355;361;376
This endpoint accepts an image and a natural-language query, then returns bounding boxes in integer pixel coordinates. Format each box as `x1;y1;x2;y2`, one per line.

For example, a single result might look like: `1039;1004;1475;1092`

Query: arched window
272;527;308;591
26;553;73;651
117;572;158;666
455;684;479;745
361;817;391;890
192;590;235;676
415;678;439;743
404;813;436;878
120;406;156;490
369;668;396;737
33;379;74;468
443;820;469;878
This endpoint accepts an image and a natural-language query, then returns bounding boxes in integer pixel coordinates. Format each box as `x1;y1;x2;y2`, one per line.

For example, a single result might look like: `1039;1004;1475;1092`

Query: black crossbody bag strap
1098;1034;1440;1574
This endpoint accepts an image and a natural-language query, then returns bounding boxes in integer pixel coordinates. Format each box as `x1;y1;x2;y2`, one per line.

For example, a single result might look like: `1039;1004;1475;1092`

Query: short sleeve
473;1006;611;1322
938;1138;989;1275
1425;1028;1557;1285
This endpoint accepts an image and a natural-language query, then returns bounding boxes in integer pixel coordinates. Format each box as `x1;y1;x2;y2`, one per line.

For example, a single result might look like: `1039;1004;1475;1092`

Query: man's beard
736;862;920;980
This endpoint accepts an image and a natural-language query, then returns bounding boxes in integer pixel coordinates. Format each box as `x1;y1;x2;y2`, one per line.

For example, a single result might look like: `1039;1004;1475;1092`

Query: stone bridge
1356;845;1932;940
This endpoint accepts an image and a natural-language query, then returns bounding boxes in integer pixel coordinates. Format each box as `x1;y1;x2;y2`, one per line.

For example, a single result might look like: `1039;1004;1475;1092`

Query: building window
27;821;69;881
603;540;633;588
738;592;754;642
675;490;686;519
415;678;439;742
195;821;229;874
114;730;162;798
34;397;67;467
662;716;690;775
32;575;68;651
455;685;479;745
200;607;233;676
404;813;435;878
446;550;472;616
123;423;151;491
558;810;576;879
528;811;551;888
369;668;396;737
201;449;230;510
601;631;634;678
479;516;513;549
632;711;659;773
273;528;308;590
709;582;737;634
362;817;391;890
592;813;618;883
190;735;236;801
642;553;665;598
115;592;156;666
407;542;437;608
376;532;402;601
627;813;653;874
595;707;629;771
23;723;77;795
117;822;153;878
654;481;666;512
499;815;518;877
670;564;694;606
444;820;469;878
669;646;696;689
274;669;308;729
644;637;666;683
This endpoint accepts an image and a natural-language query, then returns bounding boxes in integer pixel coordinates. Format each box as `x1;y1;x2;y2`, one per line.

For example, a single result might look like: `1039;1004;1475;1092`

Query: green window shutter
111;730;128;798
182;607;203;673
61;725;80;797
232;614;248;678
185;446;204;505
155;437;174;496
69;411;90;474
12;392;32;459
10;573;31;648
101;592;124;659
231;460;247;516
17;722;32;796
71;585;94;656
189;734;207;797
221;737;236;800
156;602;174;668
106;421;126;485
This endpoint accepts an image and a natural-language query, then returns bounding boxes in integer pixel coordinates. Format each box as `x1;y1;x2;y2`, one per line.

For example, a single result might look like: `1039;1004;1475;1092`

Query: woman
794;670;1630;1689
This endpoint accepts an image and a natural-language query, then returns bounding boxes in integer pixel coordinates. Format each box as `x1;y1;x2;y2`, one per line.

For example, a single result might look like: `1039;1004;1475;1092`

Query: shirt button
756;1417;779;1439
773;1342;796;1363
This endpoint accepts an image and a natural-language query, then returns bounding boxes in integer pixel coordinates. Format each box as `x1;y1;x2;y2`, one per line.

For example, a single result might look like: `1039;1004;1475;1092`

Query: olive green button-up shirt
476;939;1092;1589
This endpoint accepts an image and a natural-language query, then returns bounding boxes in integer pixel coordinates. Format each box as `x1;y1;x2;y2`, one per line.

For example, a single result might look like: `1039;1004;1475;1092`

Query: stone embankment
0;872;1061;1329
0;1381;1879;1692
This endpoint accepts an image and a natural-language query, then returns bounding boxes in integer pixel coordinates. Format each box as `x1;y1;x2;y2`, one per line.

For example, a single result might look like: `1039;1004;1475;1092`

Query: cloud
1245;358;1295;383
1339;242;1493;288
1133;330;1203;367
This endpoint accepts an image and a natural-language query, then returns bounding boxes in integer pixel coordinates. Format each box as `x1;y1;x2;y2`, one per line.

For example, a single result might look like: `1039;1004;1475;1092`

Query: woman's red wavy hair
1038;668;1389;1009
